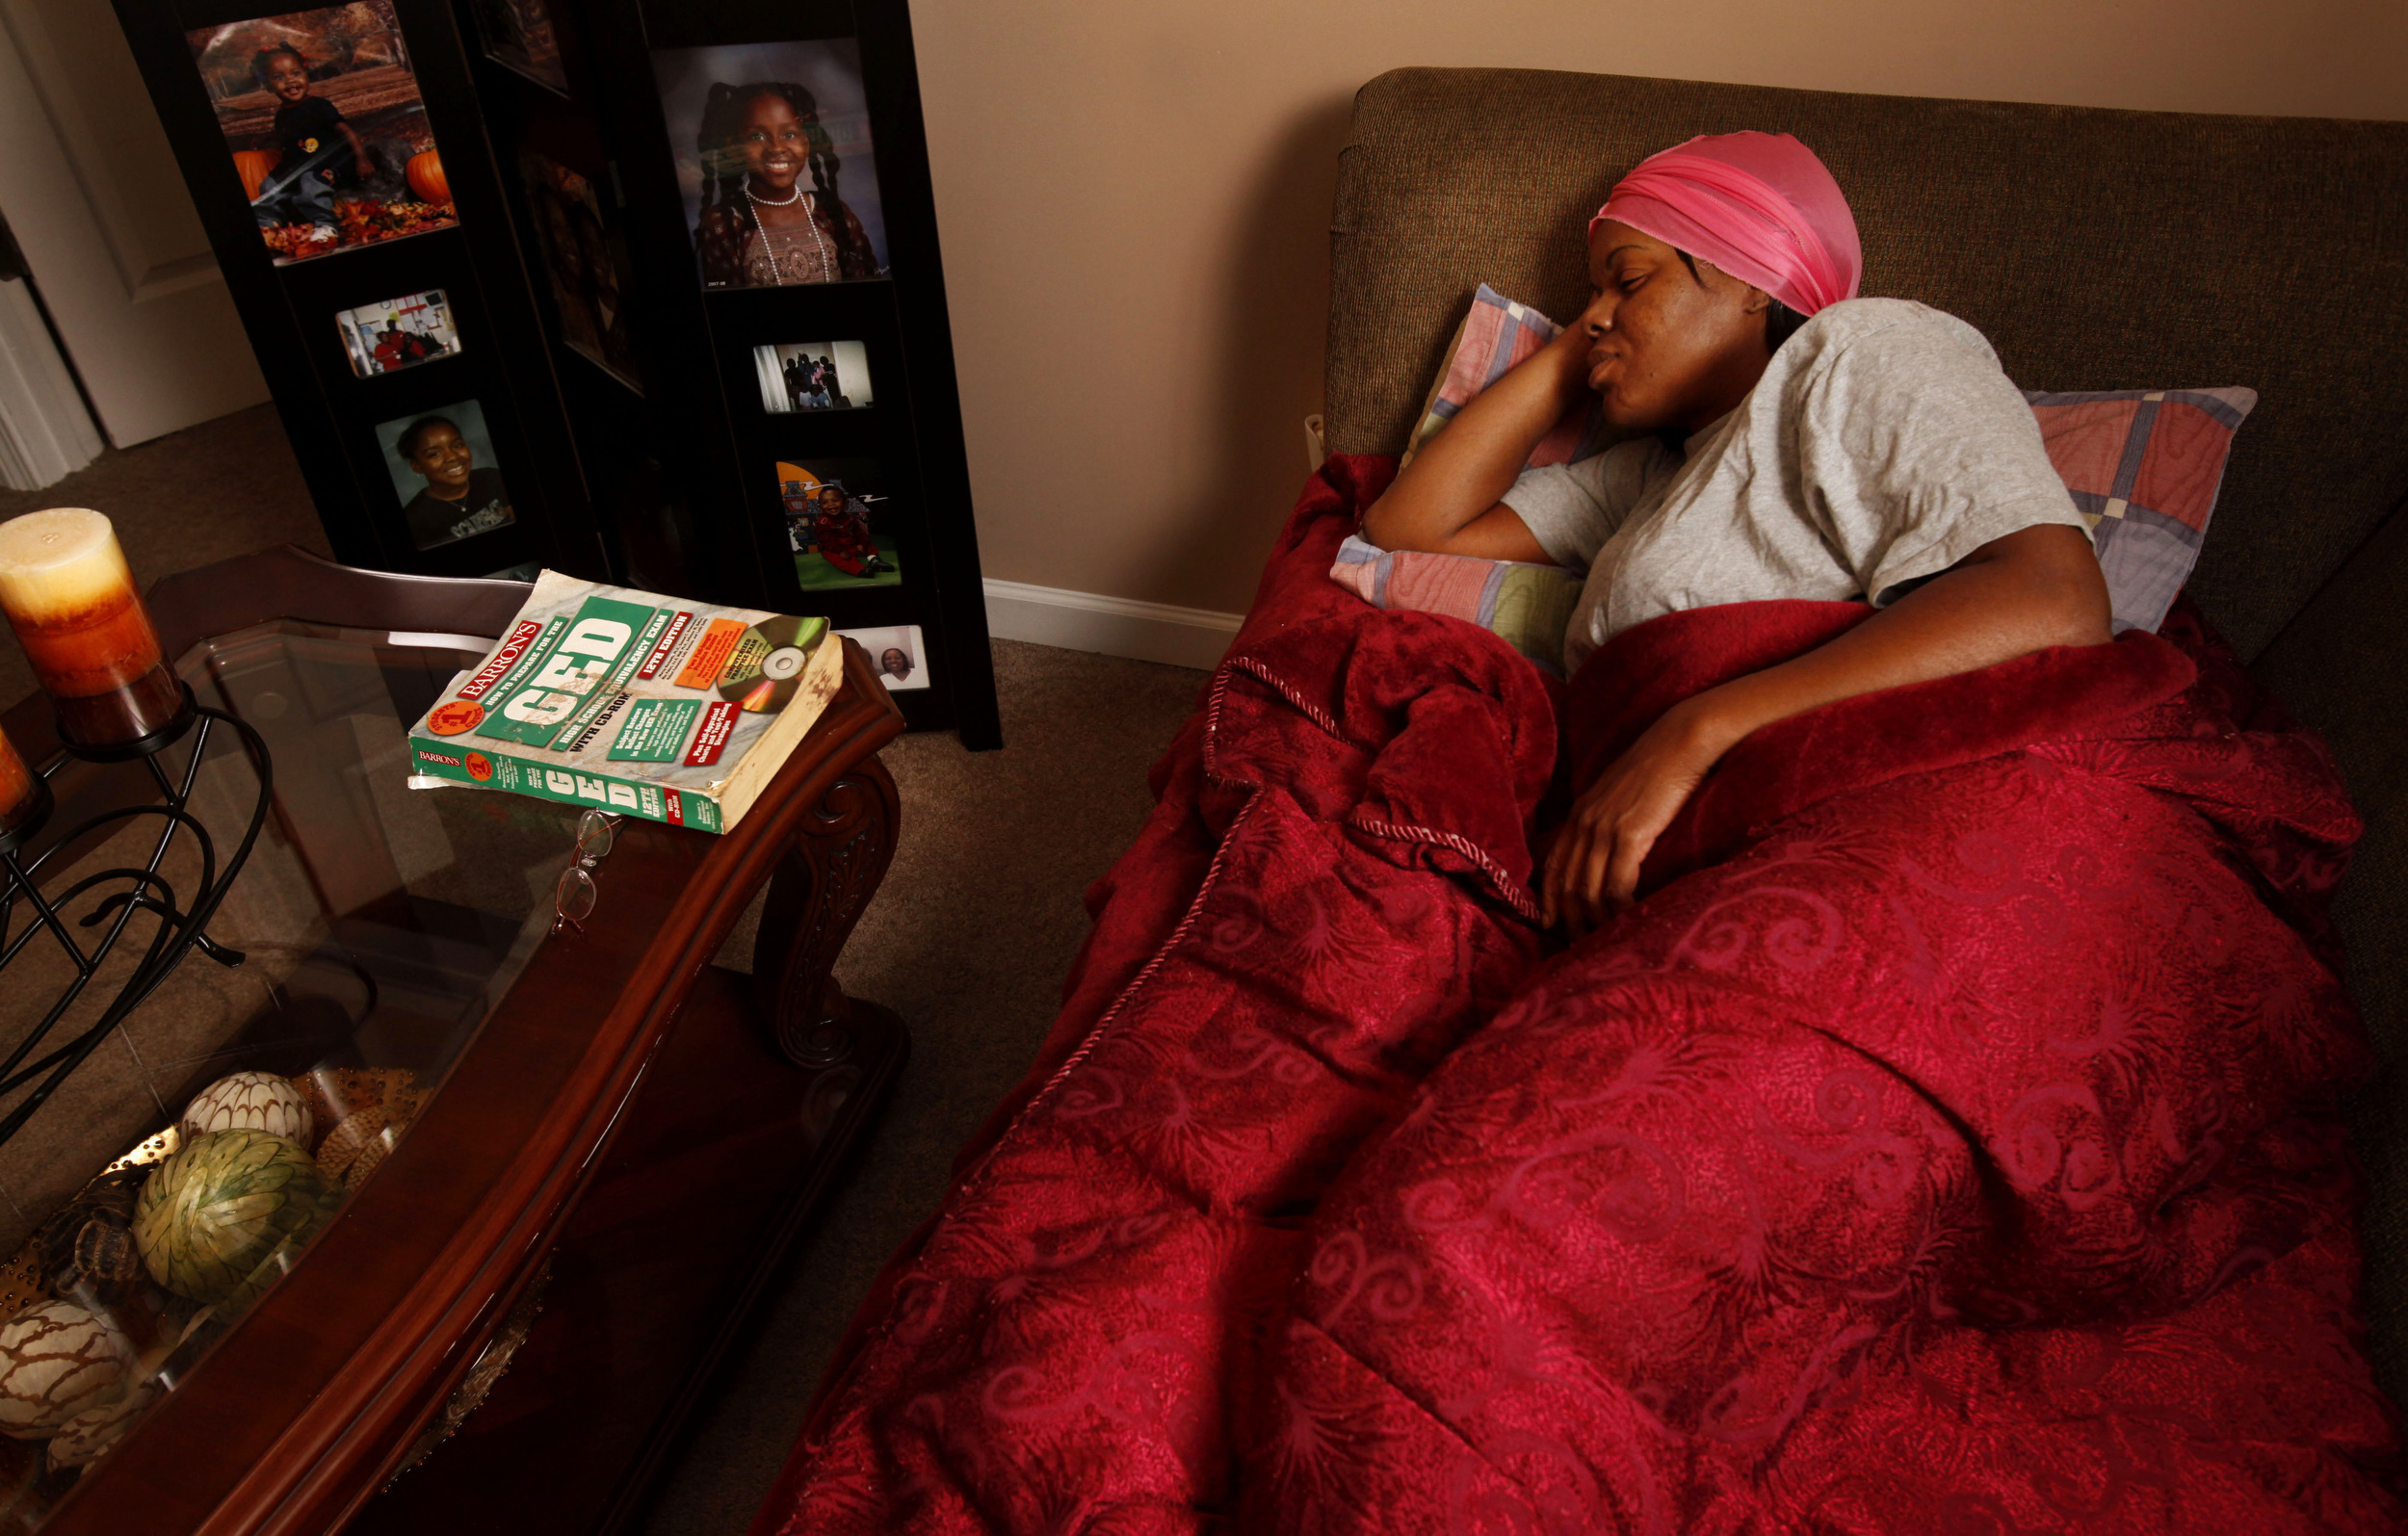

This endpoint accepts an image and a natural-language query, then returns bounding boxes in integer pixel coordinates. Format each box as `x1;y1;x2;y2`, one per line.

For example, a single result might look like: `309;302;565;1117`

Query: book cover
403;569;843;833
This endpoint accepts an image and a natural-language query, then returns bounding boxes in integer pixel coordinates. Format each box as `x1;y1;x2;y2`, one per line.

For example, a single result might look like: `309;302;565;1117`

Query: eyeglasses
552;810;625;935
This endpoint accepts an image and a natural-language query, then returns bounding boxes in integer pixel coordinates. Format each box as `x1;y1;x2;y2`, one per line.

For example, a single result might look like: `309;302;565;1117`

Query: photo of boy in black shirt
393;414;515;550
185;4;460;264
251;43;369;243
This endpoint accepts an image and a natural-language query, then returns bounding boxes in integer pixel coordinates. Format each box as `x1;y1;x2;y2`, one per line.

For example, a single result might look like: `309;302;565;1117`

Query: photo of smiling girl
375;402;517;550
653;40;889;289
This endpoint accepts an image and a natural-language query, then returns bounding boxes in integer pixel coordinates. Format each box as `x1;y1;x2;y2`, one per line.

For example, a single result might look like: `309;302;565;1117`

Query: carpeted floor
5;404;1211;1533
653;640;1203;1534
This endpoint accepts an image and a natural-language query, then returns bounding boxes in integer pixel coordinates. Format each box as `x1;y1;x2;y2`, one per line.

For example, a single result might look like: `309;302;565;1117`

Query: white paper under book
403;569;842;833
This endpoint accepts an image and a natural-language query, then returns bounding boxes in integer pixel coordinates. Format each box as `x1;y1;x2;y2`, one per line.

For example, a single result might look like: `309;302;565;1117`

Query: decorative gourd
231;148;275;202
304;1066;428;1194
0;1302;130;1440
314;1106;388;1188
47;1381;149;1472
180;1071;313;1146
132;1130;332;1305
34;1166;146;1306
289;1066;420;1141
406;149;448;206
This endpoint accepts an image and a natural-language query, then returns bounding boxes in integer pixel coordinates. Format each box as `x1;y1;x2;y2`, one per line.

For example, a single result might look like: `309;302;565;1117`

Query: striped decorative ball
133;1130;333;1305
46;1380;150;1471
0;1302;130;1440
179;1072;313;1146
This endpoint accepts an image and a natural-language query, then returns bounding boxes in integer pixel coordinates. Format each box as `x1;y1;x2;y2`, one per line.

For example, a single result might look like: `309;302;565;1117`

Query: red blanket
753;457;2402;1533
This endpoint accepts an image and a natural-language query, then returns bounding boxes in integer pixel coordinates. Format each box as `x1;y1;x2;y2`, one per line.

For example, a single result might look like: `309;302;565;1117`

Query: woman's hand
1536;523;2109;937
1542;700;1730;936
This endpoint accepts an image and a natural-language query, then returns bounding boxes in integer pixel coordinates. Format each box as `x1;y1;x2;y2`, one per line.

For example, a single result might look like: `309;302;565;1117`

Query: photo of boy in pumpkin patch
186;3;460;265
250;42;367;242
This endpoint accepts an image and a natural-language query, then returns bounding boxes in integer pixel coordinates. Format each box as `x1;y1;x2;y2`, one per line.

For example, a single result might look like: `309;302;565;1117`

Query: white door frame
0;272;103;489
0;3;267;448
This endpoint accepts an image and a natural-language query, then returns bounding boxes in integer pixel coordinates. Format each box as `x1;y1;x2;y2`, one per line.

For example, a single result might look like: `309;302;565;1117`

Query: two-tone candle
0;508;185;751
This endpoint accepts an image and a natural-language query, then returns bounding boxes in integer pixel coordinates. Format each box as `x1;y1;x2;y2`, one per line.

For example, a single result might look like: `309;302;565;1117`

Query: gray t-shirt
1502;298;2089;675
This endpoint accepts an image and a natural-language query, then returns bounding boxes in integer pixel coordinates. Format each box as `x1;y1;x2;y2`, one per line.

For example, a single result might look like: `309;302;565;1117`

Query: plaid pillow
2022;387;2257;634
1329;535;1582;676
1400;285;1604;472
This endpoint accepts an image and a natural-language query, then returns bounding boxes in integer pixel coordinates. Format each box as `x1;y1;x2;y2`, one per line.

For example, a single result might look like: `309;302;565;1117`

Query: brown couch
1323;66;2408;1397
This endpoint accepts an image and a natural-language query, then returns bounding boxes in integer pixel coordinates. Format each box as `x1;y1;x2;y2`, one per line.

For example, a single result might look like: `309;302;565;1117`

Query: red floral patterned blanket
753;458;2402;1534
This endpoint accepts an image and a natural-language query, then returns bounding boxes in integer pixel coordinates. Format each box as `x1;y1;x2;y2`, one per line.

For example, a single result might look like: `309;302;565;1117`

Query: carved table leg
752;754;903;1070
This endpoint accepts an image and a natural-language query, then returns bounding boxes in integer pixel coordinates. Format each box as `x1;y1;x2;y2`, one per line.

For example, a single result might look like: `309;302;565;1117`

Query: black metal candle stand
0;687;272;1148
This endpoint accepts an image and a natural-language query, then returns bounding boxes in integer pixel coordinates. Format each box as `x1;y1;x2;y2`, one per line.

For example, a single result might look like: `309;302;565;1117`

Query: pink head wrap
1589;131;1861;317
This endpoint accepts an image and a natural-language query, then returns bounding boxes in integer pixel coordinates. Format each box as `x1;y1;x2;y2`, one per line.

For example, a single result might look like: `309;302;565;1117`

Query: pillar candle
0;508;186;751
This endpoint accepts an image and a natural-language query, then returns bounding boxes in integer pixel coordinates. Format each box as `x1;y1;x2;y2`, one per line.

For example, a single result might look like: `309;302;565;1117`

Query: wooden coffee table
7;546;908;1535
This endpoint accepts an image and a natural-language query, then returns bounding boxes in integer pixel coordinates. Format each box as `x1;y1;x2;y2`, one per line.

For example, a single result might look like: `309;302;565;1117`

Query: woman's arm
1542;521;2110;933
1359;325;1590;562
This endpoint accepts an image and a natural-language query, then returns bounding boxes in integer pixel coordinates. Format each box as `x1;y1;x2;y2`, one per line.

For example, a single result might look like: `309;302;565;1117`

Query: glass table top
0;618;583;1518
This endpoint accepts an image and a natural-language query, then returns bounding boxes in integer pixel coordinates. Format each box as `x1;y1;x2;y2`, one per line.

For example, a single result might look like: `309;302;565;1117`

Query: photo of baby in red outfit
775;458;900;591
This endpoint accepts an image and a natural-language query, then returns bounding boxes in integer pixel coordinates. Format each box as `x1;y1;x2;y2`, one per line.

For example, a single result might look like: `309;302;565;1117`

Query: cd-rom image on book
718;614;827;713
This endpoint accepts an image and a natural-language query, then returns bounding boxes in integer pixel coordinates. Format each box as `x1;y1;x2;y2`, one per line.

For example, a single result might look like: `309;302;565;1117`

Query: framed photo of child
334;289;459;377
374;401;516;551
519;149;643;390
184;2;459;265
775;458;899;590
652;39;890;289
835;624;929;691
465;0;568;94
753;341;871;413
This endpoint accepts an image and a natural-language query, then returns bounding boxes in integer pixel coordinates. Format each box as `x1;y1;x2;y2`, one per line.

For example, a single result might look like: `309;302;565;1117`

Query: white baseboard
982;578;1242;671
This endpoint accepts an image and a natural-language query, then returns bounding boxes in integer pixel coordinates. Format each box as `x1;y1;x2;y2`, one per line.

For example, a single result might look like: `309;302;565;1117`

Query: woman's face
879;648;910;677
1575;221;1772;432
738;92;810;193
407;424;474;494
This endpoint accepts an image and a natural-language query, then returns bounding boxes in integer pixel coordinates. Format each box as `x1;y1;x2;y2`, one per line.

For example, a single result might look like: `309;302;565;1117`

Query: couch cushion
1325;67;2408;662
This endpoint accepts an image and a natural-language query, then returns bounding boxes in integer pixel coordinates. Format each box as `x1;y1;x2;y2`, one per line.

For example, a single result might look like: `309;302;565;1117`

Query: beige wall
912;0;2408;617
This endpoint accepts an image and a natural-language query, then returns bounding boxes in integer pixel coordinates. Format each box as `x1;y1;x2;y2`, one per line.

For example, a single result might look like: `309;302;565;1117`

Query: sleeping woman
1360;131;2109;935
754;127;2394;1536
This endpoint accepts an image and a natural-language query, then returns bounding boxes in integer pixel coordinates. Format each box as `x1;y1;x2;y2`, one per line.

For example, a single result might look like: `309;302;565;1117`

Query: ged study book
403;569;843;833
